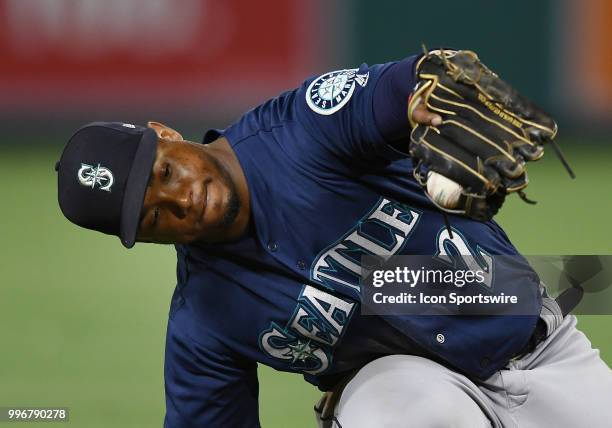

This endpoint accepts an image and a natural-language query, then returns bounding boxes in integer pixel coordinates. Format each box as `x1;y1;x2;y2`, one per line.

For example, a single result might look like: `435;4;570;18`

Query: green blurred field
1;141;610;427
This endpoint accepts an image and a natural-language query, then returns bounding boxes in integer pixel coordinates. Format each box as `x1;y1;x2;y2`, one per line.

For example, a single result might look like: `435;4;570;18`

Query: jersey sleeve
164;317;260;428
296;55;420;162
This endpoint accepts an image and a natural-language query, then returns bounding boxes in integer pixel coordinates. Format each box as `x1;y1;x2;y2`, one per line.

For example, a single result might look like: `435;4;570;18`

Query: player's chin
136;225;202;245
170;231;203;245
202;193;239;229
220;187;241;228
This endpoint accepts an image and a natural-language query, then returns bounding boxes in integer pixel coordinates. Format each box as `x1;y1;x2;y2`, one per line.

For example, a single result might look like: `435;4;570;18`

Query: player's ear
147;121;183;141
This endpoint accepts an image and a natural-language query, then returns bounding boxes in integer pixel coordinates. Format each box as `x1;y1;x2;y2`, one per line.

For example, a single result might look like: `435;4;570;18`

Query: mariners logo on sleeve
306;68;369;115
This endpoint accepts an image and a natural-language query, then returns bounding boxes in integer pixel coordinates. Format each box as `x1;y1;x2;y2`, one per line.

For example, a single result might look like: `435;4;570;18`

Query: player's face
137;138;241;244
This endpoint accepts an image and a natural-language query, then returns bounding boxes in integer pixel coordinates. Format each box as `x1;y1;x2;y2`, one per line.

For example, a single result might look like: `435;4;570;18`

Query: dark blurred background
1;1;611;427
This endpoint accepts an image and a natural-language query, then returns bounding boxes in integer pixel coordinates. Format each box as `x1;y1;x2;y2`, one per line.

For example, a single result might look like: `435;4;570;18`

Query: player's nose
158;187;192;219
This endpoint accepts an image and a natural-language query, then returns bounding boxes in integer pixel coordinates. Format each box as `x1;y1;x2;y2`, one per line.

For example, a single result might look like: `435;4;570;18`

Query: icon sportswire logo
77;163;114;192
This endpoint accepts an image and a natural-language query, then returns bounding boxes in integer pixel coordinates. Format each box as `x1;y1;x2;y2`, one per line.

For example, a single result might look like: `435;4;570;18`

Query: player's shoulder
302;64;370;116
224;61;395;135
299;61;399;116
218;60;400;167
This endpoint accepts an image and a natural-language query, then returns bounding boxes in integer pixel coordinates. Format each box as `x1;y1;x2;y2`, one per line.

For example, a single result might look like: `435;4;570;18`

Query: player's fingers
411;102;442;126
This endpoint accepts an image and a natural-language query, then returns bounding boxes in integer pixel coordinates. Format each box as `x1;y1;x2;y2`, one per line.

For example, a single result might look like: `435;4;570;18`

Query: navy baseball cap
56;122;158;248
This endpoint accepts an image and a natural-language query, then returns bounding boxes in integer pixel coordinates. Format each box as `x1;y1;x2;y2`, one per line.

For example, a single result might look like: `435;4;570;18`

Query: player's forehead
147;138;196;178
145;139;169;185
152;138;180;161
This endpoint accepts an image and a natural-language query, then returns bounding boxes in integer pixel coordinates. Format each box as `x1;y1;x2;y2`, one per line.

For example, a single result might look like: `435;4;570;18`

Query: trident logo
77;163;114;192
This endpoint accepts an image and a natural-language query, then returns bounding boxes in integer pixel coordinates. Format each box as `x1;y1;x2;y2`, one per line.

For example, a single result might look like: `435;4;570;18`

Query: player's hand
409;99;442;127
406;49;566;221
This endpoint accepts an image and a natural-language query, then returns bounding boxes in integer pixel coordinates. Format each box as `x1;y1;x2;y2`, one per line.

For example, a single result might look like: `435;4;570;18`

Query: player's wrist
372;54;421;142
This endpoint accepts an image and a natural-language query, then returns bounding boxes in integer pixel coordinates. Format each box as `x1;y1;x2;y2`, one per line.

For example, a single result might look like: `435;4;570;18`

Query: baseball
426;171;463;208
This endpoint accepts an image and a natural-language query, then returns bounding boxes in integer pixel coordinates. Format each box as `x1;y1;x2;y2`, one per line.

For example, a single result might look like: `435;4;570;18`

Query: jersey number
434;227;494;288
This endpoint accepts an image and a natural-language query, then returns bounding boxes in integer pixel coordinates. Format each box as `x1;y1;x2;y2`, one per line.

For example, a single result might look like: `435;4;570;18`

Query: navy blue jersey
164;57;542;427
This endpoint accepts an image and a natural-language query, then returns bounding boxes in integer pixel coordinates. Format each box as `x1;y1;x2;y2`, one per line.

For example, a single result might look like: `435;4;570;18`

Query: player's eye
163;164;171;180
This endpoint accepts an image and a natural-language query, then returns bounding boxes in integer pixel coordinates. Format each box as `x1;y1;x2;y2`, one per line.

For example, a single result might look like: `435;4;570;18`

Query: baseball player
56;50;612;427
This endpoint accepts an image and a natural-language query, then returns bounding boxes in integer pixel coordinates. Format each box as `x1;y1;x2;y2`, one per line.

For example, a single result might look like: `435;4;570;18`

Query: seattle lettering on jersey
311;198;421;294
259;198;419;375
259;284;356;375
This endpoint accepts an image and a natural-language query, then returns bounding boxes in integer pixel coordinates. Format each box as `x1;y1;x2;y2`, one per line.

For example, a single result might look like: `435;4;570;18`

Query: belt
513;288;568;359
514;317;548;358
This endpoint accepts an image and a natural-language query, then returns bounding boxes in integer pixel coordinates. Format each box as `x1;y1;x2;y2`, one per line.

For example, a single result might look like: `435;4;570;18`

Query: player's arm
164;318;260;428
298;50;562;221
371;55;441;143
297;54;439;162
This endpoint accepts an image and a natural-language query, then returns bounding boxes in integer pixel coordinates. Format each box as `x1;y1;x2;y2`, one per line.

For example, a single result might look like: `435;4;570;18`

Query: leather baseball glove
408;48;573;221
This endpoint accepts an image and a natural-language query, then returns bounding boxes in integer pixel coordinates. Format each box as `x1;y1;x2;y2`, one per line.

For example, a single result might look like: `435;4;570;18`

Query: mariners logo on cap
77;163;114;192
306;68;369;115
